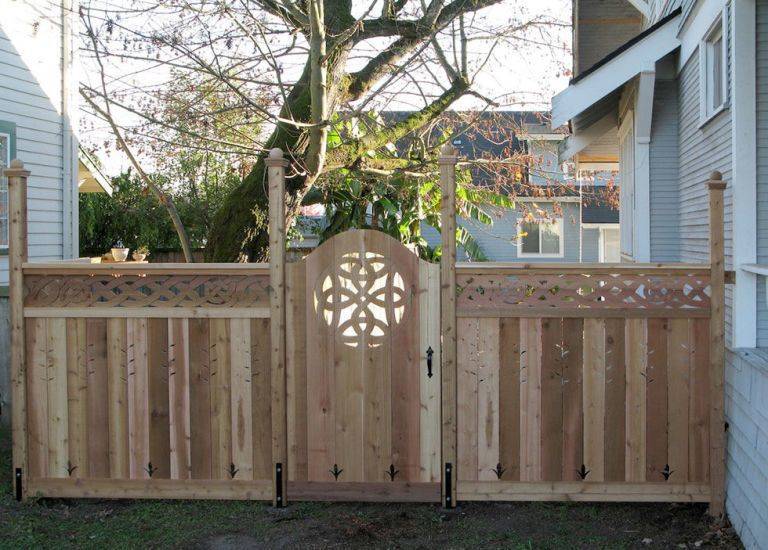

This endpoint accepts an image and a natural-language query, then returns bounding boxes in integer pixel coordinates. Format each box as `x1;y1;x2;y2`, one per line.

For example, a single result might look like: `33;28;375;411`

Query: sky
79;0;572;176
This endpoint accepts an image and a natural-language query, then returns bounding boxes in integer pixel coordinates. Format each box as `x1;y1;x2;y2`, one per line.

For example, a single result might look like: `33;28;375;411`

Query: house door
285;229;442;501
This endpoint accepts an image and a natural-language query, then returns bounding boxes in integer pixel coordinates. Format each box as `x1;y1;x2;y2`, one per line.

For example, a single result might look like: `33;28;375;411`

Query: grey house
552;0;767;546
393;111;620;262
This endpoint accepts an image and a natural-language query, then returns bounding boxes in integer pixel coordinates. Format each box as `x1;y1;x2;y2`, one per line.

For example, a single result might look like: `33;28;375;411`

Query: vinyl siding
575;0;642;76
422;202;582;262
0;0;76;285
678;46;734;345
649;79;680;261
756;0;768;347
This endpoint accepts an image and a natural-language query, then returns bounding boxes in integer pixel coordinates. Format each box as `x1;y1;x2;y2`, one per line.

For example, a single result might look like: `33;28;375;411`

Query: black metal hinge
15;468;22;501
275;462;284;507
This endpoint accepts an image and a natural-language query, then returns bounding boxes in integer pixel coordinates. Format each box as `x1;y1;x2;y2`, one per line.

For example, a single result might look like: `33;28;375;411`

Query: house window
700;14;727;122
0;124;14;250
518;218;564;258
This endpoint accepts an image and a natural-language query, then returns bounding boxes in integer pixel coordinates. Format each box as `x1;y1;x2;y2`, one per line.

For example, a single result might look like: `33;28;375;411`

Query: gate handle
426;347;434;378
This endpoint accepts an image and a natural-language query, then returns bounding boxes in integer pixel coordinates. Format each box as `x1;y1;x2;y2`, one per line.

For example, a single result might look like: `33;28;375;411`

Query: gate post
707;172;726;517
439;144;459;508
5;159;29;500
267;148;288;507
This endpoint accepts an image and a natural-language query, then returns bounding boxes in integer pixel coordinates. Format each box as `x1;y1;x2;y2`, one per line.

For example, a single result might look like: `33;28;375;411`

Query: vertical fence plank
439;144;459;507
583;318;605;481
128;318;150;479
562;318;583;481
499;318;520;481
251;318;272;481
390;233;420;482
46;318;68;478
707;175;726;515
107;318;129;479
645;318;669;481
230;318;254;480
67;318;87;478
419;262;441;482
625;319;647;482
457;318;479;481
520;318;542;482
188;319;212;479
26;318;48;479
168;318;191;480
604;318;626;481
210;318;232;480
476;318;500;481
86;318;109;478
689;319;711;483
286;263;307;481
667;318;691;482
267;148;287;505
540;318;563;481
147;318;170;479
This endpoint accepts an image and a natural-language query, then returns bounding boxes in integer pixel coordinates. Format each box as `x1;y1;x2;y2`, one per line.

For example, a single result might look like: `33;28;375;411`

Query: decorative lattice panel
23;274;271;308
457;272;711;313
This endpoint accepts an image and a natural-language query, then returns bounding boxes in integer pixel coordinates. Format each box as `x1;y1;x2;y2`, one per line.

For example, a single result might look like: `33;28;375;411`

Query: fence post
266;148;288;507
5;159;29;500
707;171;726;517
439;144;459;508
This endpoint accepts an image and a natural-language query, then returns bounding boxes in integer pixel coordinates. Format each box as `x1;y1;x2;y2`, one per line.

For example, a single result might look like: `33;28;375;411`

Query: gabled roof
78;147;113;195
551;8;682;127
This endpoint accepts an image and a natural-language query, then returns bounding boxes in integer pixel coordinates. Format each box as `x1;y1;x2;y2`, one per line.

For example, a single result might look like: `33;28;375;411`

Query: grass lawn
0;426;742;549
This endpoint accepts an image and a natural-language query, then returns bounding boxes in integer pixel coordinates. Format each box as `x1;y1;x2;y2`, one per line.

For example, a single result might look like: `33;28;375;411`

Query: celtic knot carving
313;252;408;348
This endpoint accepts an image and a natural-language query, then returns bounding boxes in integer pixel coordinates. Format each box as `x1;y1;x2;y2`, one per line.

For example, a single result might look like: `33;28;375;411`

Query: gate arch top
298;228;431;349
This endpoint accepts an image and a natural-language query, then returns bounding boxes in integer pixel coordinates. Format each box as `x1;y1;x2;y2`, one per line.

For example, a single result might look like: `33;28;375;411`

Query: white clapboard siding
0;0;78;285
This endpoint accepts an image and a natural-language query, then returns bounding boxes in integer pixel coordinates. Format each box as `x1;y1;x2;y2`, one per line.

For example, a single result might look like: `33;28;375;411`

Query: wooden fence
4;153;727;514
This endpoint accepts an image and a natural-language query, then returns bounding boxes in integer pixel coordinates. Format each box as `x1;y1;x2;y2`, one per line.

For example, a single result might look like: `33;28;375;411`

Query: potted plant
132;245;150;262
111;240;130;262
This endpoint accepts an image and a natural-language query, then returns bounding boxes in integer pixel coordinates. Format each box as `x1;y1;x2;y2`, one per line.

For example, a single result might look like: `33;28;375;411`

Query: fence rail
4;154;727;515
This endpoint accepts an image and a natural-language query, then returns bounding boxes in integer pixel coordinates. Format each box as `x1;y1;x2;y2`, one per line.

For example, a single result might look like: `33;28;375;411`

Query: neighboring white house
0;0;109;422
552;0;767;547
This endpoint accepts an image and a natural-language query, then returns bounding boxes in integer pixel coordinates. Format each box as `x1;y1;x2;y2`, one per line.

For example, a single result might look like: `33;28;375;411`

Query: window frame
517;217;565;259
699;11;729;125
0;121;17;252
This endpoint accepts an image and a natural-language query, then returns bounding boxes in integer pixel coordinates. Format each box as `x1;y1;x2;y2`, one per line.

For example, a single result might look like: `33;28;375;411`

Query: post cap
3;159;30;178
438;144;459;165
265;147;288;167
707;171;726;190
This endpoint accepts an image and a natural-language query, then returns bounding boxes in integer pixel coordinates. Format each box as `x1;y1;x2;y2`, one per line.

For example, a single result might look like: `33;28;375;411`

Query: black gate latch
426;347;434;378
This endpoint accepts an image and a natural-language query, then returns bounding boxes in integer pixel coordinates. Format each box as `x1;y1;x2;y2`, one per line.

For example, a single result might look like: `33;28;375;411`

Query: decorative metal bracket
330;464;343;480
275;463;284;507
426;347;434;378
67;461;77;477
386;464;399;481
15;468;22;501
662;464;674;481
144;462;157;477
577;464;590;480
228;463;239;479
491;463;506;479
444;463;453;508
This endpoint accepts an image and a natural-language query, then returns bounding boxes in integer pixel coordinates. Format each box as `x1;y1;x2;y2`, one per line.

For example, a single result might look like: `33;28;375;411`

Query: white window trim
698;9;728;127
517;217;565;258
0;130;11;251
